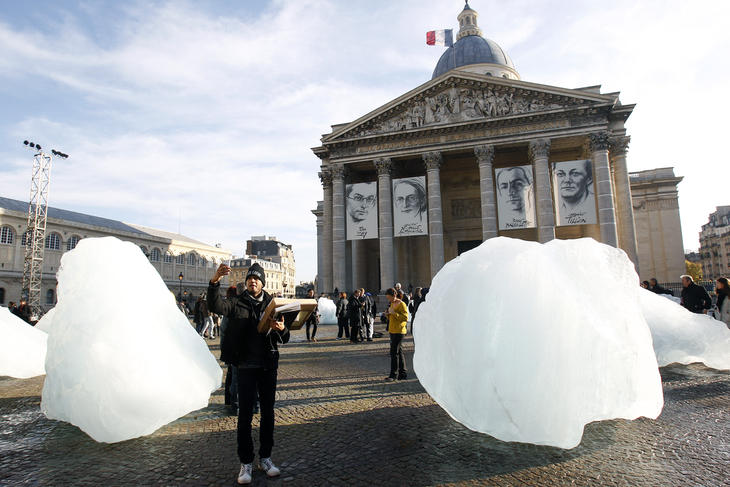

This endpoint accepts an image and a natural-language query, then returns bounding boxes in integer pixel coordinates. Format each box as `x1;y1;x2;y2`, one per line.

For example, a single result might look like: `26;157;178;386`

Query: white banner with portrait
552;159;597;226
392;176;428;237
346;182;378;240
495;165;536;230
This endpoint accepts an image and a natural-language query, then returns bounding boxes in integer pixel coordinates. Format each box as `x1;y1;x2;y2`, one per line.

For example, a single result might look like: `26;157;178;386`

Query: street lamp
178;272;184;301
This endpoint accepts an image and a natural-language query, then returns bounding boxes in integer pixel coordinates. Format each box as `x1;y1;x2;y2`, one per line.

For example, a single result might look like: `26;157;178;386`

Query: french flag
426;29;453;47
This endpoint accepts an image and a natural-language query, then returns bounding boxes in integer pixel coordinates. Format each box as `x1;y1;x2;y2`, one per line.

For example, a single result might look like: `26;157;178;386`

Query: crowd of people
640;275;730;327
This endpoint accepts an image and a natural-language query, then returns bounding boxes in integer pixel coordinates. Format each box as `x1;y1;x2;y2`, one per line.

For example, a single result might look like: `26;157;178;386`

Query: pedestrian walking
208;262;289;484
715;277;730;328
304;288;318;342
384;287;408;381
336;292;350;339
680;275;711;314
347;289;363;342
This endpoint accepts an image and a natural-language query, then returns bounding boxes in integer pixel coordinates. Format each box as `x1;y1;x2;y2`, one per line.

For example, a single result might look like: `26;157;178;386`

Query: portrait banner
392;176;428;237
346;182;378;240
495;165;536;230
552;159;597;226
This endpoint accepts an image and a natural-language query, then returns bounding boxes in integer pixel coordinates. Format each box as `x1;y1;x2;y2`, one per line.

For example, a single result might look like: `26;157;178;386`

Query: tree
685;260;703;282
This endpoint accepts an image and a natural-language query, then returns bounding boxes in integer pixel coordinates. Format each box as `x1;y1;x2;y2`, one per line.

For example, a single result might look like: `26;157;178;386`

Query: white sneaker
259;457;281;477
237;463;253;484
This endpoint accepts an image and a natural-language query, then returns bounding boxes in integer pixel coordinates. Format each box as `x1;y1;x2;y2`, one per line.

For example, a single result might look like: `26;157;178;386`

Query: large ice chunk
413;237;663;449
317;297;337;325
639;288;730;369
41;237;222;443
0;307;47;378
35;306;56;333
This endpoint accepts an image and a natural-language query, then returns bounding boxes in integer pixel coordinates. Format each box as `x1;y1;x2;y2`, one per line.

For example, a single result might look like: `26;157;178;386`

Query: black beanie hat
245;263;266;287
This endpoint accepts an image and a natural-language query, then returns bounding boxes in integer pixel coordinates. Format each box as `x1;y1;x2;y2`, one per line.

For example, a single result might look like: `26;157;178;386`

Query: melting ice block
413;237;663;449
317;297;337;325
41;237;222;443
35;306;56;333
639;289;730;369
0;307;47;378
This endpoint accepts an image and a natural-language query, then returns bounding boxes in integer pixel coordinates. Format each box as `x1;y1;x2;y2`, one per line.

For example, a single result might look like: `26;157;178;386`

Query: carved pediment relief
329;77;610;141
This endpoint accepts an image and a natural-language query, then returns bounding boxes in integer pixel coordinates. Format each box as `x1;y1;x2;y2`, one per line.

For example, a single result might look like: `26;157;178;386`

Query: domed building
311;2;683;293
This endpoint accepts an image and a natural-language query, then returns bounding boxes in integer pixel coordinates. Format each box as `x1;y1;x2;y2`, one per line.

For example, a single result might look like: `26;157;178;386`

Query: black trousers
337;316;350;338
306;320;317;340
389;333;407;378
237;367;277;463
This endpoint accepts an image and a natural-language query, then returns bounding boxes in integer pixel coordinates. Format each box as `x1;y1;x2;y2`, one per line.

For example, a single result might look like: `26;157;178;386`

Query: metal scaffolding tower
21;141;67;317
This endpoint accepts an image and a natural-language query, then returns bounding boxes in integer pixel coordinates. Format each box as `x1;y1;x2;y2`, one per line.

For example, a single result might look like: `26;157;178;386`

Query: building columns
319;169;333;292
331;164;347;292
311;201;324;294
474;145;498;240
529;139;555;243
375;158;395;291
590;132;618;247
610;136;639;267
423;151;445;278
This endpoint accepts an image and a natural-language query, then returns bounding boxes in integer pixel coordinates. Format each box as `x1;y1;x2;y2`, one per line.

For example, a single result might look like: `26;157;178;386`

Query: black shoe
397;374;408;380
385;376;396;382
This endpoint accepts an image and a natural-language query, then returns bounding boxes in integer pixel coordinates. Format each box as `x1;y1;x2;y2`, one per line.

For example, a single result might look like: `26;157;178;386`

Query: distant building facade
699;206;730;281
245;235;296;296
0;196;230;311
629;168;685;283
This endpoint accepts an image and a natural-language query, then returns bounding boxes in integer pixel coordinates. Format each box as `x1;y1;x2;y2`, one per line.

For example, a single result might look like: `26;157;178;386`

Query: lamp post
178;272;184;301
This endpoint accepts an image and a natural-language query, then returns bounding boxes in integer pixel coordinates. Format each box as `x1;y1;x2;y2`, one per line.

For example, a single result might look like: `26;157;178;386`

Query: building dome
432;2;520;80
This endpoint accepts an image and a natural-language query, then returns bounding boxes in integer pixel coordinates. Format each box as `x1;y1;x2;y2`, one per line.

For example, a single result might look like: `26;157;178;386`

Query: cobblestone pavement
1;322;728;486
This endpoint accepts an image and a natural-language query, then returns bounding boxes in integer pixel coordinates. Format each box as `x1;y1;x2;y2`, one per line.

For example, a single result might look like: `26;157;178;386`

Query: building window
67;235;81;250
188;253;197;266
139;245;148;257
200;257;207;267
0;226;14;244
45;233;61;250
150;248;161;262
22;231;31;246
164;252;173;263
46;289;55;305
176;254;184;265
0;287;4;304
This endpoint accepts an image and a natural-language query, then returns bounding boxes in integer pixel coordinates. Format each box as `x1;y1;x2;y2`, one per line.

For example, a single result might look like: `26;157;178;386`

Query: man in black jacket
649;278;674;296
208;262;289;484
680;274;711;314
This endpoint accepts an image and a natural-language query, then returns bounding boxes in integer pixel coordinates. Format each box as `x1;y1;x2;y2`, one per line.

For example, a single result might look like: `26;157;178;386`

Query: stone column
474;145;498;240
529;139;555;243
590;132;618;247
311;201;324;294
423;152;445;278
374;158;394;291
319;168;333;293
331;164;347;292
610;136;639;267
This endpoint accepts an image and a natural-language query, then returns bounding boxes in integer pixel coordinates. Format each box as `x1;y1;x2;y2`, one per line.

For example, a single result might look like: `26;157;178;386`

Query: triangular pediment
323;72;620;143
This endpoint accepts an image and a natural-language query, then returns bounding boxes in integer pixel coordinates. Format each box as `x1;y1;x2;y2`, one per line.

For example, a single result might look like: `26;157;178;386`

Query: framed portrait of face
346;182;378;240
552;159;597;226
495;165;536;230
392;176;428;236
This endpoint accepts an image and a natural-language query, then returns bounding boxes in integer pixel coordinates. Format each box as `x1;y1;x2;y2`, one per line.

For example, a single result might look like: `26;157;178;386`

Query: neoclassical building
312;3;642;293
0;196;231;311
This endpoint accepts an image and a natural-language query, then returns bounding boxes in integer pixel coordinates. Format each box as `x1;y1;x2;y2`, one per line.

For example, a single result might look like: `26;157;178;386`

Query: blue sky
2;0;729;282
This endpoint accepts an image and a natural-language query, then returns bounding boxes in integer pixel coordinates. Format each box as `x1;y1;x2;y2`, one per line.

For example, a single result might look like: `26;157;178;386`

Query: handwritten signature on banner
565;212;588;225
356;226;368;238
505;218;528;229
398;223;424;235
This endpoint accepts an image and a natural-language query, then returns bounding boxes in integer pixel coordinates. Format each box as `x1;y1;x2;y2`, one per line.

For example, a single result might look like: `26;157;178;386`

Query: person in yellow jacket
384;287;409;381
